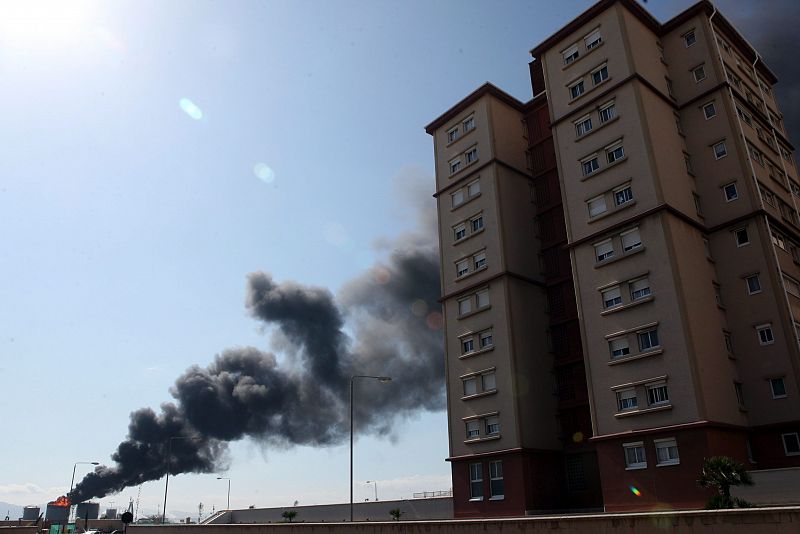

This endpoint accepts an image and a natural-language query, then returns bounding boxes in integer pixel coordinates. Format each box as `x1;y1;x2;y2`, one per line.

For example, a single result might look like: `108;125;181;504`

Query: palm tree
281;510;297;523
697;456;753;508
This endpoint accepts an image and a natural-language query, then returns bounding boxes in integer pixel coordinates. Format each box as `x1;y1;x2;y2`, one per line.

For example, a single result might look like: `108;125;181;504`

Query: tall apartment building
426;0;800;516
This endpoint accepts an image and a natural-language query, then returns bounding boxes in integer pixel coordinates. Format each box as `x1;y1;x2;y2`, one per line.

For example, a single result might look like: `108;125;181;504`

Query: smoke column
69;168;444;503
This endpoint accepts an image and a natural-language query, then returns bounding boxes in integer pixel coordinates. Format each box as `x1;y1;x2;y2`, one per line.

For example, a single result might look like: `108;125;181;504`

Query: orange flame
48;496;71;507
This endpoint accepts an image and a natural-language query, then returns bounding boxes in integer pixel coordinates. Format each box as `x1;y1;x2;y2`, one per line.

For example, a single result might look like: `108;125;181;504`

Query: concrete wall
208;498;452;524
733;467;800;506
0;527;38;534
131;507;800;534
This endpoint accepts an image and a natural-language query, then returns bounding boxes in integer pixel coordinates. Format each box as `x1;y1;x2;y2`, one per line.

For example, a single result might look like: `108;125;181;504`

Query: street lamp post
69;461;99;521
162;436;196;524
350;375;391;522
216;477;231;510
365;481;378;502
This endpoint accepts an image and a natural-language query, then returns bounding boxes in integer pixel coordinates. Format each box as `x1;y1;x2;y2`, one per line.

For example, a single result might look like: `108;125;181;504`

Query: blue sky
0;0;789;519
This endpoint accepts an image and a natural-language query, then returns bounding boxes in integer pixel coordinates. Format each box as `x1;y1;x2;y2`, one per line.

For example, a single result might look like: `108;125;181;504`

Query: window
655;438;680;465
614;185;633;206
761;186;776;206
462;337;475;354
609;337;630;359
703;101;717;119
617;389;638;411
449;157;462;174
606;142;624;164
713;141;728;159
684;30;696;47
783;433;800;456
454;224;466;241
463;377;477;396
476;289;489;309
594;239;614;262
630;277;651;301
451;189;465;207
465;147;478;164
723;182;738;201
602;286;622;309
684;152;694;174
575;116;593;136
734;227;749;247
471;215;484;233
592;65;609;86
467;179;480;197
757;324;775;345
737;107;752;126
456;260;469;278
469;462;483;499
582;156;600;176
714;283;723;307
584;29;602;50
770;377;787;398
647;383;669;405
746;274;762;294
489;460;504;499
735;381;745;407
485;415;500;436
479;330;493;348
473;251;486;270
749;145;765;166
692;64;706;82
447;127;459;143
563;44;579;65
565;456;587;491
674;113;684;135
482;372;496;392
784;275;800;297
638;329;660;351
694;193;703;216
624;442;647;469
463;116;475;133
458;297;471;316
666;77;675;98
587;195;607;217
599;101;616;123
569;80;585;99
466;421;480;439
772;231;786;250
724;331;733;353
621;228;642;252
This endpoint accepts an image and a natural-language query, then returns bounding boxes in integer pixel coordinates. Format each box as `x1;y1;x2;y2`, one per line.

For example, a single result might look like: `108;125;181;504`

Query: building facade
427;0;800;516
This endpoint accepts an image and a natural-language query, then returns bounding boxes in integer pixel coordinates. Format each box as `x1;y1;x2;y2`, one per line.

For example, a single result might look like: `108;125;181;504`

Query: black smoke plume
69;169;444;502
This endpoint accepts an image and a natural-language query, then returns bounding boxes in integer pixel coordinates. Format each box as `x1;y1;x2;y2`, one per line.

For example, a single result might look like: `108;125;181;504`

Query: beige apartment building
427;0;800;516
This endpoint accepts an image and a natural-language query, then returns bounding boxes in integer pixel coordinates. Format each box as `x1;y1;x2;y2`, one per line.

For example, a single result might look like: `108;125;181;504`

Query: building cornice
589;419;747;442
424;83;530;135
438;270;544;303
529;0;778;85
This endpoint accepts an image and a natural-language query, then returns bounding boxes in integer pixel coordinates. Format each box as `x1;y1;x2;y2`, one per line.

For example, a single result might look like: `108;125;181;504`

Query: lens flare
179;98;203;120
253;163;275;184
411;299;428;317
629;486;641;496
372;266;391;285
426;311;443;330
572;431;584;443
